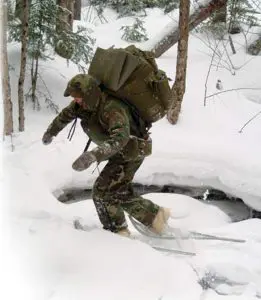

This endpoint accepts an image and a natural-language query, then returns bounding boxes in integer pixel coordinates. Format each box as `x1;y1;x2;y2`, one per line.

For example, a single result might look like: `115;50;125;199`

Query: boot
151;207;171;234
117;228;131;238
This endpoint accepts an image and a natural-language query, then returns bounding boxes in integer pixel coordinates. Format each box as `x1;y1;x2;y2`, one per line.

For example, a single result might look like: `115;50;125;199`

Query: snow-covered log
151;0;227;58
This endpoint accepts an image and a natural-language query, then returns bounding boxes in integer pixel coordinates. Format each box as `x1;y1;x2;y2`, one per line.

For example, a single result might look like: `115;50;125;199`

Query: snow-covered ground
1;7;261;300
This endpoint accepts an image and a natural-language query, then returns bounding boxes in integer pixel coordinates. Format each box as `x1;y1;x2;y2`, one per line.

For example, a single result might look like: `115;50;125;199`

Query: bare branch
239;110;261;133
204;42;221;106
206;87;261;99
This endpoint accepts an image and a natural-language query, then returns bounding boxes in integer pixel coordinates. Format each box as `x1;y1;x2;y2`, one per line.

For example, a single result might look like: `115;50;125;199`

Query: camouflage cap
64;74;102;111
64;74;90;97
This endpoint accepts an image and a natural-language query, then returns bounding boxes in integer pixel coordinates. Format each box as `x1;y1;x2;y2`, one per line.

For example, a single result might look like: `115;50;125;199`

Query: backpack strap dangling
67;118;77;141
83;138;92;153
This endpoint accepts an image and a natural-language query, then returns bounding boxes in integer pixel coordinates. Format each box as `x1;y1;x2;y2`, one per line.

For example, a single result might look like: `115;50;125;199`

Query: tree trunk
30;56;40;109
67;0;74;28
167;0;190;125
18;0;29;132
56;0;74;33
1;0;14;136
151;0;227;58
74;0;81;20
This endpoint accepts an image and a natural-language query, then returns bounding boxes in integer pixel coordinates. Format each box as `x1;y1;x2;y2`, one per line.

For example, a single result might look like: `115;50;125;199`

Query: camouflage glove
42;132;53;145
72;151;96;172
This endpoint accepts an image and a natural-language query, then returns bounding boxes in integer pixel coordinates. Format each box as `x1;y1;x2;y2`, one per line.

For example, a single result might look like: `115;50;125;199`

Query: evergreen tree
121;18;148;42
202;0;260;36
227;0;260;33
158;0;179;14
8;0;95;109
143;0;159;8
112;0;146;17
88;0;180;17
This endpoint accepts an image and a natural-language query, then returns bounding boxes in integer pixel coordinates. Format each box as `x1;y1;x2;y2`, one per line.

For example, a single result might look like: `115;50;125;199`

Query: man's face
74;97;83;105
70;90;88;109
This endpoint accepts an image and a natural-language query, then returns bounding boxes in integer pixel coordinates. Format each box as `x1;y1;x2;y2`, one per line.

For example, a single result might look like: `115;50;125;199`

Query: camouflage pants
92;155;160;232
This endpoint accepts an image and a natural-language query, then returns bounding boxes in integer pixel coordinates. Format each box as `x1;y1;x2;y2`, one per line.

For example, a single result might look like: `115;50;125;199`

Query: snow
1;6;261;300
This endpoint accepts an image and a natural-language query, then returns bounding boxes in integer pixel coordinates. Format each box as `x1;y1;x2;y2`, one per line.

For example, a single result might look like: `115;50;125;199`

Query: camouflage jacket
45;95;152;162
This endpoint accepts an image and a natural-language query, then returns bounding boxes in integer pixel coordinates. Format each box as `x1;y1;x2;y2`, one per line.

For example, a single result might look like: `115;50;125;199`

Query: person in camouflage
42;74;170;237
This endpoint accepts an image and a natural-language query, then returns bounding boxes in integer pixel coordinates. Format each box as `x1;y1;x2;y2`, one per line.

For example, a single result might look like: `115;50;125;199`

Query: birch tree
167;0;190;124
18;0;29;132
1;0;14;137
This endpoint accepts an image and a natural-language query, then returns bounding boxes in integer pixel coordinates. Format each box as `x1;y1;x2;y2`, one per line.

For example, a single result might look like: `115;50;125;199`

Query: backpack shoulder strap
99;85;151;138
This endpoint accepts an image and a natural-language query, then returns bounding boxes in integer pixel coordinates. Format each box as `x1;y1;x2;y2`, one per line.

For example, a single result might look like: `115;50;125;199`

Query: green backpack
88;45;172;124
